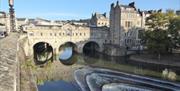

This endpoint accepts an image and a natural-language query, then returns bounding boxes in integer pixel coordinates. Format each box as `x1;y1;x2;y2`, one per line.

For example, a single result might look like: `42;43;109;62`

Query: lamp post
9;0;16;32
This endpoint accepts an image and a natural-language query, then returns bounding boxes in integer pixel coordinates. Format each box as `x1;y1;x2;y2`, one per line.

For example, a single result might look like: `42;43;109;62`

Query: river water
37;47;180;91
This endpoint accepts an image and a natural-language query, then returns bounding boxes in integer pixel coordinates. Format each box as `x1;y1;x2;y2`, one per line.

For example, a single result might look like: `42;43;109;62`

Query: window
105;40;107;43
128;21;130;27
59;33;61;36
76;33;78;36
54;33;56;36
50;33;52;36
40;33;43;36
80;33;82;36
125;21;132;28
29;32;34;36
84;33;86;36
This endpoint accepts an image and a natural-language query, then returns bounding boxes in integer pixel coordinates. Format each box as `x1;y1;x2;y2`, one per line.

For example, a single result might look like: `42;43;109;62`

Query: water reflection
59;47;73;60
38;80;80;91
59;47;77;65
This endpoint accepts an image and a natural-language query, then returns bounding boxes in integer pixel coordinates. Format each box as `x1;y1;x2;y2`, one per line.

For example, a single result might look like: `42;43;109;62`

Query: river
37;47;180;91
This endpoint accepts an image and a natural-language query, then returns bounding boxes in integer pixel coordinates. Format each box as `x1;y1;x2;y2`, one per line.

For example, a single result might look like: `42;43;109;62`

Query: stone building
109;1;150;48
0;11;10;34
90;12;109;27
15;18;29;31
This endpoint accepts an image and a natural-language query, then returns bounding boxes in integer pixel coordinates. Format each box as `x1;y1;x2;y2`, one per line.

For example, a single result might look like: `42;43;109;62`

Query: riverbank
130;54;180;67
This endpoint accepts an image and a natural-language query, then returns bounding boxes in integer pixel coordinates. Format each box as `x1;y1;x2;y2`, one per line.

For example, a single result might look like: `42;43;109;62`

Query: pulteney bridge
23;23;109;63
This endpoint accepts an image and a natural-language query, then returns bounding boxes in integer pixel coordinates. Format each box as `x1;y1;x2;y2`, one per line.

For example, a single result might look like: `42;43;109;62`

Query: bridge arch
58;42;78;65
58;42;78;52
33;42;53;65
83;41;100;55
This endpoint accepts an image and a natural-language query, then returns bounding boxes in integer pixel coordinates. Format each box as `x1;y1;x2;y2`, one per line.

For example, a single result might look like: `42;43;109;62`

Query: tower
110;1;121;45
9;0;16;32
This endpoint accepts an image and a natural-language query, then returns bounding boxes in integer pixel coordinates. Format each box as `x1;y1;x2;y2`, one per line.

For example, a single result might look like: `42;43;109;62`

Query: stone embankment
18;34;38;91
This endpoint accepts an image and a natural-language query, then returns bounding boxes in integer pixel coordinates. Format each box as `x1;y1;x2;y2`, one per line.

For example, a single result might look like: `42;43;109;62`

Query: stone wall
103;44;126;56
0;33;19;91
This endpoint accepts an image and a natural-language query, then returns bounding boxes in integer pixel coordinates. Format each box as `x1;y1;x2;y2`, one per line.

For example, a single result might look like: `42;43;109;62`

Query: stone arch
83;41;100;55
58;41;78;65
59;42;78;52
33;42;53;65
32;40;55;49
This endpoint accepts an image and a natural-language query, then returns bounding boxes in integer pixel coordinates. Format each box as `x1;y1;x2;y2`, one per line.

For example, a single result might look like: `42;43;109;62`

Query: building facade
109;1;150;47
0;11;10;34
90;12;109;27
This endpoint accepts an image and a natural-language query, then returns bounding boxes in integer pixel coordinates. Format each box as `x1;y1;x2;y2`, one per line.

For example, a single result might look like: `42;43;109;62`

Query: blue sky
0;0;180;20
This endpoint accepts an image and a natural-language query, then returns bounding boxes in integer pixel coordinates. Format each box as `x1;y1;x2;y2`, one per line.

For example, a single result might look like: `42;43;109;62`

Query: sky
0;0;180;20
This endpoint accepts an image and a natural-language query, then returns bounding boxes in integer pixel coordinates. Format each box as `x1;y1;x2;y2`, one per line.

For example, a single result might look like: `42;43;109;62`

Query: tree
145;29;170;54
166;9;176;20
168;16;180;50
144;12;171;59
146;12;168;30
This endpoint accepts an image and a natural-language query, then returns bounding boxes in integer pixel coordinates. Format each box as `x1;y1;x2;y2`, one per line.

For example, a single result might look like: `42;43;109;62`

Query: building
109;1;150;48
0;11;10;34
176;10;180;15
90;12;109;27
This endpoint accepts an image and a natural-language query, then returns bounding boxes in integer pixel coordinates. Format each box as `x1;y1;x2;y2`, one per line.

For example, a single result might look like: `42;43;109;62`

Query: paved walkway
0;33;19;91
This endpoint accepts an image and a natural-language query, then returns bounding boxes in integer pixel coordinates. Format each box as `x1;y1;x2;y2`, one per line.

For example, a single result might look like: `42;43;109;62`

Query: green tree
166;9;176;20
145;29;170;54
146;12;168;30
145;12;171;59
168;16;180;50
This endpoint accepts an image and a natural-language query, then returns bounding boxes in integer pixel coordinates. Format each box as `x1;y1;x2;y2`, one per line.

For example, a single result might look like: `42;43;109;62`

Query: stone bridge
23;24;109;60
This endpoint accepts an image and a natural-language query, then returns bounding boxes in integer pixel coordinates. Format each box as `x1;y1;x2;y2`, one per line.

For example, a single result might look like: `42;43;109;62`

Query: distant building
176;10;180;15
0;11;10;34
90;12;109;27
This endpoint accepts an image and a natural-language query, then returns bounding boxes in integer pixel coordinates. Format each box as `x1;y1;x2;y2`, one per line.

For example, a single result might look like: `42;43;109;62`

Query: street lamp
9;0;16;32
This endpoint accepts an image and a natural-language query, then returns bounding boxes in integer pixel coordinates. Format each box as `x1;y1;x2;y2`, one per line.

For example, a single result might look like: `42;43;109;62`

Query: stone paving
0;33;19;91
